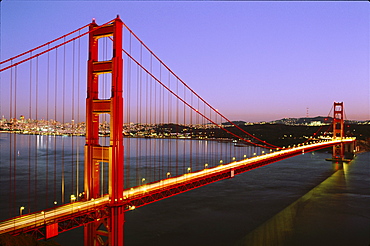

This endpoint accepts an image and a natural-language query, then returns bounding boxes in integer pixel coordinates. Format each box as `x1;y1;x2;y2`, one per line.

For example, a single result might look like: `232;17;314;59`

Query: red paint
84;16;124;246
332;102;344;160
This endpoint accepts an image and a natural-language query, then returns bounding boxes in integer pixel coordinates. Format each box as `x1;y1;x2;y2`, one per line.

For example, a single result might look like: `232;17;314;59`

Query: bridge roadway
0;137;355;238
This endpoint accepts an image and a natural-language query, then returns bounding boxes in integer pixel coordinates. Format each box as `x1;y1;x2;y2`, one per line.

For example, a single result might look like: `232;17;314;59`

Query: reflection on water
235;157;370;246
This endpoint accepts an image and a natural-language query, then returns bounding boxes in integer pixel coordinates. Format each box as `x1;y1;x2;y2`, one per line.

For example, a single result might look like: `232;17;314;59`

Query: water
0;133;369;245
121;152;370;246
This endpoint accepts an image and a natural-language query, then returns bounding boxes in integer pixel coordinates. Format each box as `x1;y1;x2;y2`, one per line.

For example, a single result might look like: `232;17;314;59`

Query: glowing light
20;206;25;216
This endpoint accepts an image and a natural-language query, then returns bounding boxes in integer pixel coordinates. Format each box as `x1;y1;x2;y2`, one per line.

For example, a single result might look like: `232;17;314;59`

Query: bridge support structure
84;16;124;246
328;102;355;162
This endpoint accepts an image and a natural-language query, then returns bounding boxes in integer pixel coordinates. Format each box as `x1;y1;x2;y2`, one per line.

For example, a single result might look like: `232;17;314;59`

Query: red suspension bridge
0;17;356;245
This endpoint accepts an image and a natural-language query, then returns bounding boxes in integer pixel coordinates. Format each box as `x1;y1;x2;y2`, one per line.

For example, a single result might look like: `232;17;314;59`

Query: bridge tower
84;16;124;245
332;102;345;160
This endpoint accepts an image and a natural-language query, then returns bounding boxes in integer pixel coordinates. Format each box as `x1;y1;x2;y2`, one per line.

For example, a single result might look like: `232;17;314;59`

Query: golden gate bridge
0;17;356;245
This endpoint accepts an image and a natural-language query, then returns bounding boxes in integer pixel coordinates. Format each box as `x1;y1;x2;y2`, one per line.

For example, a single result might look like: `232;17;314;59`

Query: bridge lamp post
243;154;247;158
187;167;191;173
53;201;57;219
219;160;223;164
232;157;236;161
70;194;76;203
167;172;171;178
141;178;146;185
19;206;25;216
41;211;45;224
204;163;208;169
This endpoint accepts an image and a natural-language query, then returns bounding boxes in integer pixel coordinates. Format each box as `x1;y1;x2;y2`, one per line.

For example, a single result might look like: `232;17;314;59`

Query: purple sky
1;1;369;122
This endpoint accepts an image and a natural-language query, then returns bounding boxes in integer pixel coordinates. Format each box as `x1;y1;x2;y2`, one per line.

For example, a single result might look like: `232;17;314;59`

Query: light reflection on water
236;167;343;245
235;155;370;246
121;152;369;246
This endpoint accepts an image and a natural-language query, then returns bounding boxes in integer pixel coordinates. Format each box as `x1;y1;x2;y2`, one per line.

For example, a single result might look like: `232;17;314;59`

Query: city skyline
1;1;369;122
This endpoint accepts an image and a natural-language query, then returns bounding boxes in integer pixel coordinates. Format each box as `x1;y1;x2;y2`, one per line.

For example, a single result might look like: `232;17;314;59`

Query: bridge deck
0;138;355;238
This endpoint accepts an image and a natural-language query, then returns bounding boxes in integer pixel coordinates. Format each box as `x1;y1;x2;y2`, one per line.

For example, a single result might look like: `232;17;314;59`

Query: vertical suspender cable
34;56;38;211
76;30;81;198
127;33;132;187
9;63;12;217
149;54;153;183
61;38;66;204
183;83;186;175
153;59;157;182
54;48;58;204
168;70;171;177
35;57;39;209
71;39;75;199
46;45;50;208
28;53;32;212
160;64;163;180
176;79;179;176
189;92;193;171
145;72;149;183
136;64;139;184
14;65;17;216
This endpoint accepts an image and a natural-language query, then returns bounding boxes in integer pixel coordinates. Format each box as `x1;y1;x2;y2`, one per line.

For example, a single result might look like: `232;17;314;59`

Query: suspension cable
0;18;116;73
0;24;89;66
122;46;274;149
120;22;279;148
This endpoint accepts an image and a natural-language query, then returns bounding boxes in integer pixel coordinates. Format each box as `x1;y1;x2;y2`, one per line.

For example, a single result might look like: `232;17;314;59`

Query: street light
204;163;208;169
187;167;191;173
70;194;76;203
53;201;57;218
41;211;45;223
166;172;171;178
141;178;146;185
20;206;25;216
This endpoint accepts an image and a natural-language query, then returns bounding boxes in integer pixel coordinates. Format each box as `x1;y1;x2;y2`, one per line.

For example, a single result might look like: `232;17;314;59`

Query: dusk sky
1;1;369;122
